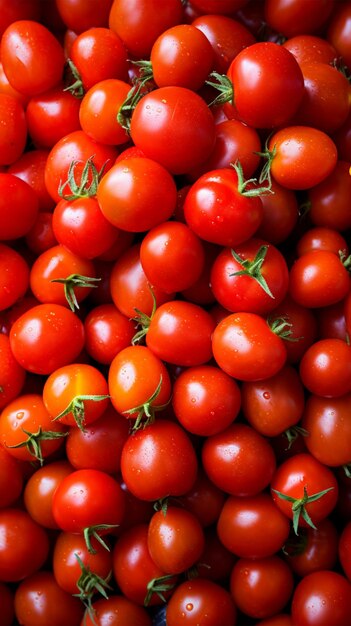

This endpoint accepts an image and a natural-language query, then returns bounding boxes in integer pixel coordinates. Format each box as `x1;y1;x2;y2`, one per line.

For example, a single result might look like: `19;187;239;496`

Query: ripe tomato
283;34;337;66
202;423;276;496
14;571;84;626
308;160;351;232
26;86;81;149
296;226;349;258
217;493;290;559
9;303;85;375
121;420;198;501
130;86;216;175
23;460;73;529
0;508;49;582
56;0;113;33
299;338;351;397
0;245;29;312
166;578;237;626
81;595;152;626
0;173;38;239
172;364;241;437
84;303;135;364
289;250;350;308
0;333;26;410
1;20;65;96
265;0;334;38
0;94;27;165
284;518;338;578
177;469;226;528
79;79;131;146
339;521;351;581
8;148;54;212
291;570;351;626
255;179;299;245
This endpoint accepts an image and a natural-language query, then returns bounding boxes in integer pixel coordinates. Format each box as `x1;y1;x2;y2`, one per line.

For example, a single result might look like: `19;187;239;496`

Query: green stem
6;427;68;466
52;394;110;431
51;274;101;312
230;245;274;298
272;485;335;535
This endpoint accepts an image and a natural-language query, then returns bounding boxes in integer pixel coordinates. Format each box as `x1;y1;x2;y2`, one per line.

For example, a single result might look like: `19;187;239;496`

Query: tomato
43;363;109;429
217;492;290;559
172;364;241;437
97;157;177;232
177;469;226;528
192;14;256;74
9;303;85;375
230;556;294;620
266;126;338;190
0;94;27;165
291;570;351;626
241;364;305;438
212;312;287;381
69;27;128;93
23;210;57;255
24;460;73;529
296;226;349;258
65;405;129;474
289;250;350;308
299;338;351;397
29;244;97;310
110;243;174;318
0;245;29;312
84;303;135;364
26;85;81;149
0;59;29;105
308;161;351;232
0;173;39;240
255;179;299;245
130;86;216;175
283;34;338;66
202;423;276;497
0;508;49;582
140;221;205;294
14;571;84;626
81;595;152;626
210;239;289;315
183;166;264;248
269;295;318;364
112;523;177;607
147;506;205;575
301;393;351;467
0;333;26;410
256;616;293;626
121;420;198;501
317;300;348;342
0;393;67;464
80;79;130;146
190;0;248;13
284;518;338;578
146;300;215;367
44;130;117;203
8;149;54;212
56;0;113;32
271;453;339;534
150;24;214;90
0;0;41;38
166;578;237;626
52;468;125;540
1;20;65;96
264;0;334;38
0;446;23;508
327;1;351;69
195;528;235;581
109;0;184;58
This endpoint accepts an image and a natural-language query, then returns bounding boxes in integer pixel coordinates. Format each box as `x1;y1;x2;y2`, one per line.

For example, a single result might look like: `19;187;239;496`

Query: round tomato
289;250;350;308
0;245;29;312
84;303;135;365
0;173;38;239
26;86;81;149
284;518;338;578
81;595;152;626
0;333;26;410
24;460;73;529
0;94;27;165
291;570;351;626
299;338;351;397
166;578;237;626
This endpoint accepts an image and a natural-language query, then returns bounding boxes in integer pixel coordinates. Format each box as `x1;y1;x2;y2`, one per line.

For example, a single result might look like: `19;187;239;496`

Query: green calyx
124;376;169;432
7;426;68;466
64;58;85;99
268;316;296;341
272;485;335;535
52;394;110;432
51;273;101;312
117;60;154;133
255;136;277;189
144;574;176;607
74;553;112;621
131;286;157;345
58;156;107;200
205;71;234;108
230;245;274;298
232;160;272;197
83;524;119;555
284;426;309;450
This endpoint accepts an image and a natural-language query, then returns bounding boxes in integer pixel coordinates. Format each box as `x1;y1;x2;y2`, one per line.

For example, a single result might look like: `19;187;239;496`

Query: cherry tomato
308;160;351;231
166;578;237;626
289;250;350;308
8;149;54;212
81;595;152;626
265;0;334;38
0;334;26;410
24;460;73;529
0;94;27;165
284;518;338;578
283;34;338;66
177;469;226;528
84;303;135;364
291;570;351;626
80;79;130;146
299;338;351;397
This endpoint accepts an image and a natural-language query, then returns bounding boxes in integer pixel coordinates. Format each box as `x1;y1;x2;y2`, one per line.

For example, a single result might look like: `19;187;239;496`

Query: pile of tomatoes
0;0;351;625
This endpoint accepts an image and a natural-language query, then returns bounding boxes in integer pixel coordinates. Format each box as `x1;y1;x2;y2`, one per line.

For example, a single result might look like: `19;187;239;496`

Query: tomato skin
327;2;351;69
302;394;351;467
8;149;54;212
0;94;27;165
52;468;126;533
97;157;177;232
56;0;113;33
289;250;350;308
308;160;351;232
84;304;135;365
121;420;198;501
268;126;338;190
217;493;290;559
283;34;337;66
147;506;205;575
285;518;338;578
1;20;65;96
130;86;216;175
0;508;49;582
270;295;318;364
79;79;130;146
339;521;351;581
146;300;215;367
9;303;85;375
0;333;26;410
296;226;349;258
172;364;241;437
202;423;276;497
177;469;226;528
0;446;23;508
14;571;84;626
226;42;304;129
26;86;81;149
109;0;184;58
166;578;237;626
0;245;29;312
230;556;294;620
81;595;152;626
271;453;339;530
256;179;299;245
210;239;289;316
265;0;334;38
241;364;305;437
299;338;351;398
184;168;263;248
24;460;73;529
212;312;287;381
0;173;38;239
291;570;351;626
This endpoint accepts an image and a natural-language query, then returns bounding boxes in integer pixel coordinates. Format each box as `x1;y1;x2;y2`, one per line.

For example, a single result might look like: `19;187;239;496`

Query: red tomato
26;86;81;149
0;94;27;165
254;179;299;245
81;595;152;626
296;226;349;258
327;1;351;69
289;250;350;308
1;21;65;96
284;518;338;578
299;338;351;397
0;245;29;312
291;570;351;626
265;0;334;38
121;420;198;501
130;86;216;175
166;578;237;626
339;521;351;581
8;149;54;212
308;160;351;232
79;79;130;146
283;34;338;66
0;333;26;410
202;423;276;497
56;0;113;33
24;460;73;529
177;469;226;528
9;303;85;375
84;304;135;364
0;174;39;240
0;581;14;626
